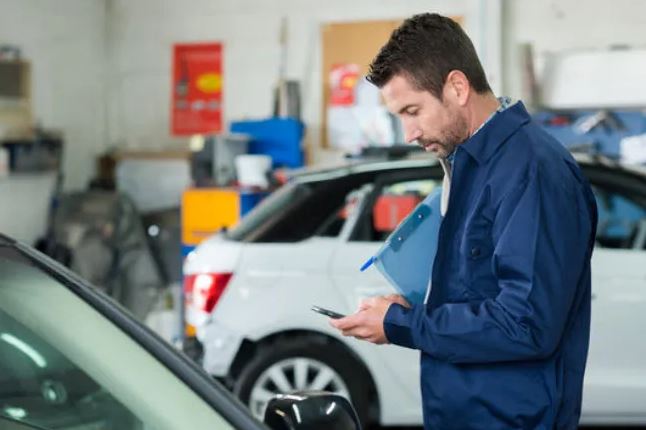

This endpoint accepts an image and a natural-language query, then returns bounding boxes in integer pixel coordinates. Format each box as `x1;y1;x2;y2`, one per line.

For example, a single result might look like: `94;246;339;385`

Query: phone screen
311;305;345;319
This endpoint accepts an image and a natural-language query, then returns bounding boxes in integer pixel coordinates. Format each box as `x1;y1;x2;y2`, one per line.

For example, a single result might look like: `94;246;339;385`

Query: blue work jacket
384;102;598;430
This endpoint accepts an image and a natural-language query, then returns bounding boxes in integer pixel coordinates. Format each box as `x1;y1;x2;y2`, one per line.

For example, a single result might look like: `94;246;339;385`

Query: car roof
289;153;440;183
288;151;646;184
0;234;15;246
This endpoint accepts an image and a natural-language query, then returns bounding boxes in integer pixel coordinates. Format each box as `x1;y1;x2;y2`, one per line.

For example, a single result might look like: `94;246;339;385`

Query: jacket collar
459;101;531;165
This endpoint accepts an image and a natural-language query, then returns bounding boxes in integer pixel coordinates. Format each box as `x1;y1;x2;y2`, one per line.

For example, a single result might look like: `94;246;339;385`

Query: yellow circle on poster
196;73;222;94
341;75;358;89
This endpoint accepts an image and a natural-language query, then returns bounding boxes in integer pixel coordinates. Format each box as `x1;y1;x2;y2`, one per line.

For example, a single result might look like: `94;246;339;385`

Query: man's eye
406;109;419;116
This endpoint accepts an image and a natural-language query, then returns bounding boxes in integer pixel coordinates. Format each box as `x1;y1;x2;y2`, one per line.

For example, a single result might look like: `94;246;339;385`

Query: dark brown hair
367;13;491;99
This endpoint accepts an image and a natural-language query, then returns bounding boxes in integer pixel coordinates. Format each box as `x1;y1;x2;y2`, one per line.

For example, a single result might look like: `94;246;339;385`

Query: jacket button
470;247;481;257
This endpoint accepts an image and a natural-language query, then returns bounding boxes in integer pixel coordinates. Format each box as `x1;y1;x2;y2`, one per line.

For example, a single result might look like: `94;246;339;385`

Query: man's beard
418;112;469;159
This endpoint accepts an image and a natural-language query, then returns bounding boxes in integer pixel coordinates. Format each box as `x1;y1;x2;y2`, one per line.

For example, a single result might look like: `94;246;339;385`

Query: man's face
382;74;469;159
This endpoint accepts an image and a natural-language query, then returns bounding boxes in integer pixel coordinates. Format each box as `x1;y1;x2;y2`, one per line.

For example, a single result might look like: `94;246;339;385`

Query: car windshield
225;182;311;242
225;166;441;243
0;244;238;430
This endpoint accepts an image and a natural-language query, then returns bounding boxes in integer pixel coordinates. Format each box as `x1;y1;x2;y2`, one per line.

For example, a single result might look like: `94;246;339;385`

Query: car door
329;167;442;421
0;236;266;430
580;168;646;421
228;177;374;338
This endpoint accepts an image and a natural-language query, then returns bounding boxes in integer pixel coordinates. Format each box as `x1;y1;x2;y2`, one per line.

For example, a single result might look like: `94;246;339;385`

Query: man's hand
330;295;410;345
367;294;410;310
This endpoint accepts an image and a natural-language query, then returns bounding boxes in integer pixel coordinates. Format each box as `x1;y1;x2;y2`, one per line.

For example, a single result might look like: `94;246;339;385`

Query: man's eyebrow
398;104;417;115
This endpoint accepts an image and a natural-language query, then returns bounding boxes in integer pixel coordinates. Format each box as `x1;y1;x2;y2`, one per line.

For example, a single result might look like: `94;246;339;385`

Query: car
183;151;646;427
0;234;361;430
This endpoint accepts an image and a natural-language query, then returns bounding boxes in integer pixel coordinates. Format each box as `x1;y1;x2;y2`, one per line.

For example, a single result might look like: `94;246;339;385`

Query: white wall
503;0;646;104
0;0;108;190
105;0;501;159
4;0;646;191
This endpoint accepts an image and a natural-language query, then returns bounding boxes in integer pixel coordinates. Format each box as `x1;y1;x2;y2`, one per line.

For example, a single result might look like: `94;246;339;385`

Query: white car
0;234;365;430
184;152;646;427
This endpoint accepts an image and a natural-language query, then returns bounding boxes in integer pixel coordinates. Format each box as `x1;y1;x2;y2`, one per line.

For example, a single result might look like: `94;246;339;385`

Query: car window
593;185;646;250
315;186;368;238
227;172;379;242
0;247;237;430
224;182;309;241
353;179;441;242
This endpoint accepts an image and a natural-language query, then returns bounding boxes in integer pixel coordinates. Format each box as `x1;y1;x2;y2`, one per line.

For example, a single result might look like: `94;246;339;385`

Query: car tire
234;335;374;426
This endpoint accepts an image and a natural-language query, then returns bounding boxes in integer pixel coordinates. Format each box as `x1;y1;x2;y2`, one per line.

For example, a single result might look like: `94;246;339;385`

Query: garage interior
1;1;645;429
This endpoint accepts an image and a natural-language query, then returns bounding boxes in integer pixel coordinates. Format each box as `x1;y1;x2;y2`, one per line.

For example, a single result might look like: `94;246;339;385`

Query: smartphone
311;305;346;319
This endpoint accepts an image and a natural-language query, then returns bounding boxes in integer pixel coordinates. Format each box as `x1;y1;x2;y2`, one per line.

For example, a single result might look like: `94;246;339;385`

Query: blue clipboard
360;188;442;304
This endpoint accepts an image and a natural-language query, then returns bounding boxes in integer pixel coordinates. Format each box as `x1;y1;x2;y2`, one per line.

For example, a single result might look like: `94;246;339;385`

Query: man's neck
466;92;500;137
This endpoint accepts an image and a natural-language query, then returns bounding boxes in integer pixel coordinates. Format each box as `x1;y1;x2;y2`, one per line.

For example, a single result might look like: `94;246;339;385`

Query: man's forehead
382;74;413;96
381;74;423;112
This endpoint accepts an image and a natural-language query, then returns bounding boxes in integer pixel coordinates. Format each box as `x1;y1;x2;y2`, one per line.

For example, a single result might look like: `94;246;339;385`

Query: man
330;13;598;430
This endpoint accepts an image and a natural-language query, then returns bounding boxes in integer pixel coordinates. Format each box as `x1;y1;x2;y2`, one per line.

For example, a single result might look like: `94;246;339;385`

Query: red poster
171;43;223;136
329;63;360;106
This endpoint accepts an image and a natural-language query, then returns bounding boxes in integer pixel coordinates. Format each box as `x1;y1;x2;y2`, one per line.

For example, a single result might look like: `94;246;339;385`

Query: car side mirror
263;392;361;430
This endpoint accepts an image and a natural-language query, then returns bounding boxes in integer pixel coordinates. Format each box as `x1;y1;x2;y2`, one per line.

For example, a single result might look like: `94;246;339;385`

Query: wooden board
321;20;401;148
320;17;463;148
0;60;32;135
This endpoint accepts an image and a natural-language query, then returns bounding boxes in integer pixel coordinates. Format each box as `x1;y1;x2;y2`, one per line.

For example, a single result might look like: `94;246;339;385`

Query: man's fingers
329;313;362;330
395;296;411;308
358;296;379;311
385;294;411;308
330;313;370;339
329;305;388;345
342;329;361;338
342;327;370;340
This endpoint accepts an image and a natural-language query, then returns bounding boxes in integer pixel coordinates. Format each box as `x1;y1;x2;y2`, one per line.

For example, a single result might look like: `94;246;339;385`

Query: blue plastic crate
230;118;304;168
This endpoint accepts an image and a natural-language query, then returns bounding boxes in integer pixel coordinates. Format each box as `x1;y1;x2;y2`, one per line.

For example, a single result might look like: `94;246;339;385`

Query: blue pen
360;256;374;272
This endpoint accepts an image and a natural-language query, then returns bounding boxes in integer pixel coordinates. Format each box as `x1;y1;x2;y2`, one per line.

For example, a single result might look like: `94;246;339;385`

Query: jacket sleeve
383;164;594;363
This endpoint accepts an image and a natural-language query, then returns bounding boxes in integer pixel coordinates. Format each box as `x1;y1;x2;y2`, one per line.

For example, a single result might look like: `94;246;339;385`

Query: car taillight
184;272;233;313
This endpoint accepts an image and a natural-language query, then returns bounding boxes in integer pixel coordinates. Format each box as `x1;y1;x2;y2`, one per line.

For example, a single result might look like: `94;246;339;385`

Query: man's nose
404;126;422;144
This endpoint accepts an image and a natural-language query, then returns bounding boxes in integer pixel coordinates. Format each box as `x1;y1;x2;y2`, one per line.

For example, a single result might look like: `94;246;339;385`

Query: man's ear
444;70;470;106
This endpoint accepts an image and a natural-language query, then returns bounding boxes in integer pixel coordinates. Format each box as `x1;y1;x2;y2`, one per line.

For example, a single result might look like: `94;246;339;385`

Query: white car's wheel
248;357;350;418
234;336;375;426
